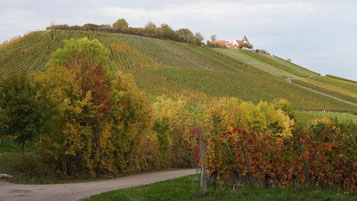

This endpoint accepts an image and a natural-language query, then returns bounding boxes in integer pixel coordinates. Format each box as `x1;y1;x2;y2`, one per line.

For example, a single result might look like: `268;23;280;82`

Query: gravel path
0;169;196;201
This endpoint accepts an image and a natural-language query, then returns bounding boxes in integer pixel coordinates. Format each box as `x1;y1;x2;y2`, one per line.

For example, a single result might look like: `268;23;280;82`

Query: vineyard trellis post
200;139;207;191
238;133;255;185
297;133;311;186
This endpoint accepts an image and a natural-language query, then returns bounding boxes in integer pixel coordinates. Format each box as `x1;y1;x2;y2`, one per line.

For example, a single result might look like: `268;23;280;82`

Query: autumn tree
47;38;113;113
36;38;153;176
199;97;294;137
152;96;195;167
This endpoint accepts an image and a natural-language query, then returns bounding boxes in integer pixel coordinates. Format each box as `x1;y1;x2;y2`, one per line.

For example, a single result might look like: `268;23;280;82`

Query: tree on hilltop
195;32;204;46
210;35;216;42
145;21;157;30
113;18;129;31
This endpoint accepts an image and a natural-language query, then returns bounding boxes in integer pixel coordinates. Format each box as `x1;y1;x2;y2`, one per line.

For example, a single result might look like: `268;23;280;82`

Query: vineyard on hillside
115;34;222;70
127;67;357;114
1;30;357;115
0;30;161;74
217;49;300;78
270;55;320;77
293;75;357;104
240;50;314;78
326;74;357;84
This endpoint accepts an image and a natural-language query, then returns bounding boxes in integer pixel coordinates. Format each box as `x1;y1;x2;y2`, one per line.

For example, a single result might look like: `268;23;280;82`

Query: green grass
0;141;36;153
0;143;53;184
85;175;357;201
0;152;36;183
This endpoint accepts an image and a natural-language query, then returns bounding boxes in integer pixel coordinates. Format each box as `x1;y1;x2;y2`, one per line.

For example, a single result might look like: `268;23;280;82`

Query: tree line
47;18;205;46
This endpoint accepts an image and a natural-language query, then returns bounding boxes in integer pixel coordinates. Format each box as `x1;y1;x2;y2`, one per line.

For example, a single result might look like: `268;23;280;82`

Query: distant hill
1;29;357;115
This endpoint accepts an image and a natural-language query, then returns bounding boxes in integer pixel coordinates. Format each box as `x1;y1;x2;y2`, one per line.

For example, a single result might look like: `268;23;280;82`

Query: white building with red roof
231;35;249;48
211;35;251;49
211;40;229;47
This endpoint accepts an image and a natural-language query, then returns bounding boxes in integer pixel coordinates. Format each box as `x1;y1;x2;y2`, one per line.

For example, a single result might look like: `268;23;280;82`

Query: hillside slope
0;30;356;114
219;49;357;107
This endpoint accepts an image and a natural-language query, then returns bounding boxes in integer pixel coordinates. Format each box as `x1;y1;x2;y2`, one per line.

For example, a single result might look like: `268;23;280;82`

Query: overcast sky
1;0;356;80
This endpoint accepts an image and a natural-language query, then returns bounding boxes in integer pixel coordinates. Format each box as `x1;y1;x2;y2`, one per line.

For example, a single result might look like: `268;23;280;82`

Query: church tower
242;35;249;43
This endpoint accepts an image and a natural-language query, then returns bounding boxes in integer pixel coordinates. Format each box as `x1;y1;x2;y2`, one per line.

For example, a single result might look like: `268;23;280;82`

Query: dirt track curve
0;169;196;201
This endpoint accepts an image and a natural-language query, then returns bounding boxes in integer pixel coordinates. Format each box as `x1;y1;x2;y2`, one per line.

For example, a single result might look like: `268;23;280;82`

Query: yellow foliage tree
152;95;194;167
199;97;294;137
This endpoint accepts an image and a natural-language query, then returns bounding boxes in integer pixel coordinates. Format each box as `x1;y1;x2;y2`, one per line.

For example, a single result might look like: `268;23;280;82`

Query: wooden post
297;135;311;186
200;139;207;191
239;137;255;185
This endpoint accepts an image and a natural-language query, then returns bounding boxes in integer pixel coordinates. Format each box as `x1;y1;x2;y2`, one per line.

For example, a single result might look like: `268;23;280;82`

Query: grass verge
85;174;357;201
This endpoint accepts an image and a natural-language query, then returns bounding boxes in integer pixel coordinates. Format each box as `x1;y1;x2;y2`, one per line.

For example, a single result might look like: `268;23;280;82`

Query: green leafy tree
113;18;129;31
47;37;109;70
176;28;194;43
159;24;178;41
0;72;53;157
195;32;204;46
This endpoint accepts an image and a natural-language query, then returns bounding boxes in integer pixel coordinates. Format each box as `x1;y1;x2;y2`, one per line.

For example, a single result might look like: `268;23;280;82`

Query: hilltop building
230;35;249;49
211;35;251;49
211;40;229;47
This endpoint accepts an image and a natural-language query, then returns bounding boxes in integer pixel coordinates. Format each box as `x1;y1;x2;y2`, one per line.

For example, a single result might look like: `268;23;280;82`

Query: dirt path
0;169;196;201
